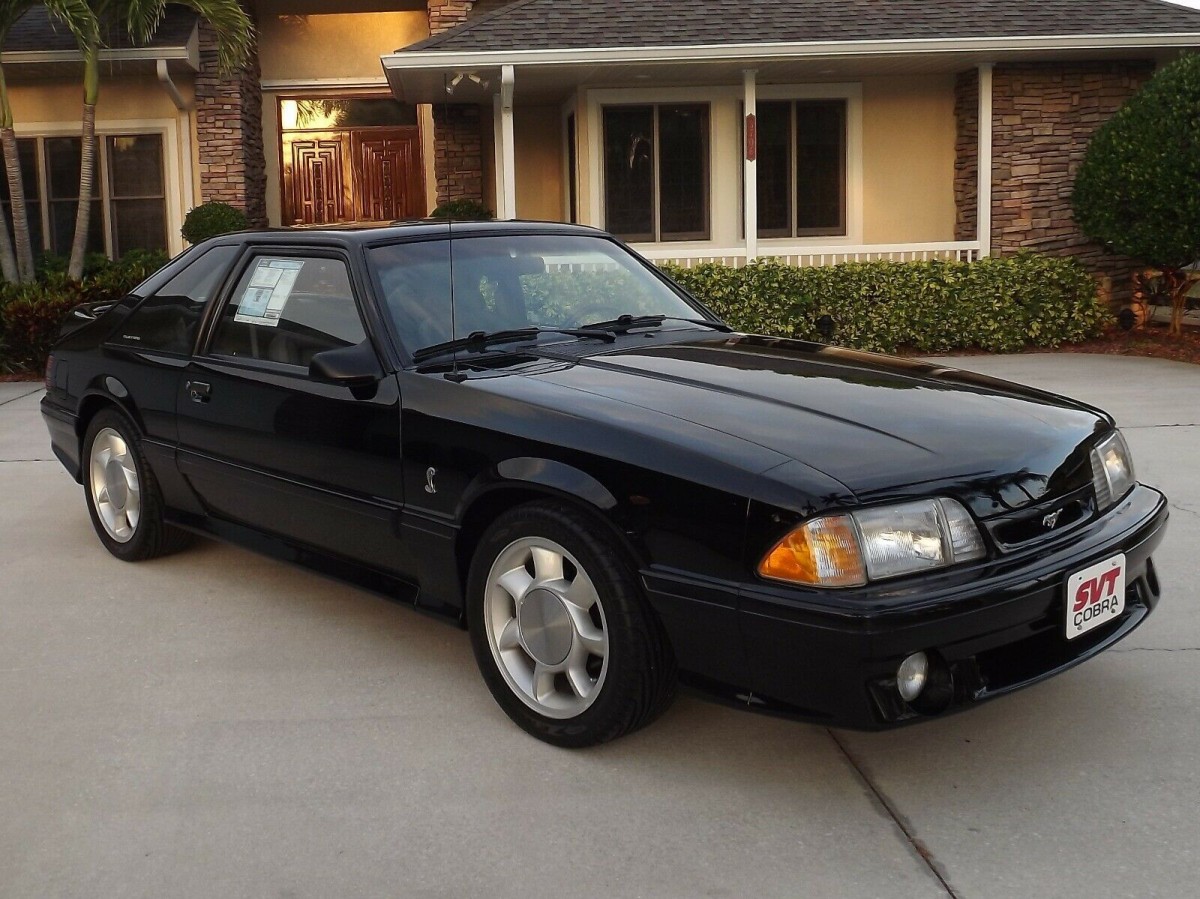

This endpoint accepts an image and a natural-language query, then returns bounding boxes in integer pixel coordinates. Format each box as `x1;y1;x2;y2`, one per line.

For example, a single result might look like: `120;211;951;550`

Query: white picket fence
636;241;984;268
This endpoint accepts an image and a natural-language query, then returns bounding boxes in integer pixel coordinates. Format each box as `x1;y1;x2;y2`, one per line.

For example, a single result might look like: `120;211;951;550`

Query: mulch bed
909;323;1200;366
1049;323;1200;365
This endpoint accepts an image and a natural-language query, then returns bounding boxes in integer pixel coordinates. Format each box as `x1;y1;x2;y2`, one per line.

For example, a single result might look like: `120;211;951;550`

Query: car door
175;246;409;574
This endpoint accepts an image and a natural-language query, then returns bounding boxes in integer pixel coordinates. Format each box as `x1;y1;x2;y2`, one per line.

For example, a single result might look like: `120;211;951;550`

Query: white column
977;63;993;259
743;69;758;263
494;64;517;220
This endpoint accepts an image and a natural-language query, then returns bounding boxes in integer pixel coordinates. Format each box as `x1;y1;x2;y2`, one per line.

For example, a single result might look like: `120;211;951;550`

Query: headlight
758;498;986;588
1091;430;1135;510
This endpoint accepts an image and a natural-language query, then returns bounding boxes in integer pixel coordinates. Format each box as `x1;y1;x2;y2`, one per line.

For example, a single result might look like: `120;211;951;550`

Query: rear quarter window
109;244;239;354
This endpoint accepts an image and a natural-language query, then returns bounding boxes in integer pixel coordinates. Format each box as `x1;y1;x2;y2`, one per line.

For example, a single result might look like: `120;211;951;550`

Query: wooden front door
353;129;425;222
283;127;425;226
284;133;350;226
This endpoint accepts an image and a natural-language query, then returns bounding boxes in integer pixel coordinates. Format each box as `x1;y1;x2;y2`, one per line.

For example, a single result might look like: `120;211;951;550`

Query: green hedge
0;249;1109;374
661;252;1110;353
0;250;168;374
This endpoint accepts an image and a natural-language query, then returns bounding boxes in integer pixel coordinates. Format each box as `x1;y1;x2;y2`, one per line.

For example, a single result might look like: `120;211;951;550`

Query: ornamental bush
1073;54;1200;334
429;198;494;221
660;252;1109;353
182;202;249;244
0;279;84;372
0;250;169;373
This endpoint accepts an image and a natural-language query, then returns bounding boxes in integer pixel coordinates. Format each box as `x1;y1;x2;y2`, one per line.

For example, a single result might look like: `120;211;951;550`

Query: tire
466;501;677;747
82;408;191;562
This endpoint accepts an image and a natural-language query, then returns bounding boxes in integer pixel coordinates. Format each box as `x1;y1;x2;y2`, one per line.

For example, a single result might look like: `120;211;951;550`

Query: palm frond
127;0;254;73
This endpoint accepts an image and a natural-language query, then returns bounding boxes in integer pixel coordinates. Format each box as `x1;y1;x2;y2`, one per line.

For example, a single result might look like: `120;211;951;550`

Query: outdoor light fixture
445;72;491;94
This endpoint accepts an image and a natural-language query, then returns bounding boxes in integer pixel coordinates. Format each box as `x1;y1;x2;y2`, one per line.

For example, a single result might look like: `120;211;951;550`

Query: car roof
131;219;620;300
206;219;609;248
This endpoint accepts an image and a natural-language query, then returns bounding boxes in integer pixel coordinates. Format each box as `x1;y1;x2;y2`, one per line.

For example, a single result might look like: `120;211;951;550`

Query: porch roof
383;0;1200;103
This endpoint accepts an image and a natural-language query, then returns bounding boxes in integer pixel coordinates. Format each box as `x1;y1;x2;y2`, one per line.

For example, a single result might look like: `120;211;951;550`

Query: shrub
0;249;168;373
36;251;111;281
84;249;170;304
182;202;249;244
660;252;1109;353
1073;54;1200;334
0;280;84;372
429;198;494;221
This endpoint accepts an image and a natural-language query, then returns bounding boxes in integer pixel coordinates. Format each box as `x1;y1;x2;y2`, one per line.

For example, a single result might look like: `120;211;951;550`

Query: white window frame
754;83;863;247
586;84;862;250
13;118;186;256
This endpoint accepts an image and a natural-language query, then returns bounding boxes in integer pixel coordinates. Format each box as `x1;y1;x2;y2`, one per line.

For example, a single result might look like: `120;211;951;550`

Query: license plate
1066;554;1126;640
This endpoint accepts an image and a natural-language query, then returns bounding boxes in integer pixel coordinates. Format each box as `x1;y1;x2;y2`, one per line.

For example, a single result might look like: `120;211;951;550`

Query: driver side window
209;254;366;368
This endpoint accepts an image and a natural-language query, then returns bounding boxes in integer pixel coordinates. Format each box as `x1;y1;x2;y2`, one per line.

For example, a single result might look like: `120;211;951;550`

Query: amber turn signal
757;514;867;587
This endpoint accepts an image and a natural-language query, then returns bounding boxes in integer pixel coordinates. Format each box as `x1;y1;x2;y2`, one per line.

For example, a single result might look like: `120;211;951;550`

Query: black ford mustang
42;221;1168;746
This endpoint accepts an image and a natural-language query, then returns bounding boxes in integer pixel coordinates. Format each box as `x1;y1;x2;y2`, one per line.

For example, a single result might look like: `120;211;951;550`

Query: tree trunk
67;101;96;282
0;181;16;283
0;62;19;284
1161;267;1188;337
1;126;35;283
1171;283;1186;337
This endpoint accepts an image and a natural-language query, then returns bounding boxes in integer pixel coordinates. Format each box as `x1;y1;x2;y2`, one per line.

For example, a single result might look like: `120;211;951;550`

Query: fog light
897;652;929;702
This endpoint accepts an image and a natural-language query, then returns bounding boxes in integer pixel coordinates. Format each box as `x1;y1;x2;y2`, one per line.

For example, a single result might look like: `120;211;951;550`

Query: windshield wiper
578;314;732;334
412;326;616;364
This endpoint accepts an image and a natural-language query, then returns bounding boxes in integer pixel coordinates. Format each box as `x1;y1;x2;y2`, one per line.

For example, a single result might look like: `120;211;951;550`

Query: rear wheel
467;501;676;747
83;408;190;561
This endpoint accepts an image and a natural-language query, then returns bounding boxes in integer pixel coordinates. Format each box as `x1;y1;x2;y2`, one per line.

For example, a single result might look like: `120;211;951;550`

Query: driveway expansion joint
827;728;959;899
0;387;41;407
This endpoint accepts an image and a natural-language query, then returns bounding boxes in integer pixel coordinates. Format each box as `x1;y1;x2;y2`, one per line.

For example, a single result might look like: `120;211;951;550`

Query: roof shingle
4;5;198;54
402;0;1200;53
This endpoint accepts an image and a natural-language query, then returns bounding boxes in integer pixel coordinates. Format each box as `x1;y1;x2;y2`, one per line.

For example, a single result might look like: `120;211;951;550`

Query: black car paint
42;221;1168;729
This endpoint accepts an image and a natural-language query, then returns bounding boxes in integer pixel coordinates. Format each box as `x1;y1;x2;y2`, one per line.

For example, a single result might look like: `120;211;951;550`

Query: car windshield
368;233;705;355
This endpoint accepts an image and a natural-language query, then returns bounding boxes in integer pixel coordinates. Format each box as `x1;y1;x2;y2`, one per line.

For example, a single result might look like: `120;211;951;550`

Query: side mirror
309;339;382;391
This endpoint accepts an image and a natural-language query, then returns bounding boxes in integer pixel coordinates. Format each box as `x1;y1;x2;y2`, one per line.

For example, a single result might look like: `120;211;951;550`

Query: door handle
186;380;212;404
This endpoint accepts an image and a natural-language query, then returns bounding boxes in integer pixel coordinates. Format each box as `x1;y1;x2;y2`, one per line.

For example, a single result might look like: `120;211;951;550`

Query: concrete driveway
1;354;1196;899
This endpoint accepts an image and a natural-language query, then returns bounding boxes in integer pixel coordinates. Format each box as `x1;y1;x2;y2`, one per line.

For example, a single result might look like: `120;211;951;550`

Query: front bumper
651;484;1168;729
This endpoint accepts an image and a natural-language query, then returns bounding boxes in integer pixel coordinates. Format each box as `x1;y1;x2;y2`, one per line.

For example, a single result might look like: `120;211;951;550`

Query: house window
603;104;709;242
755;100;847;238
107;135;168;258
46;137;104;257
0;133;168;260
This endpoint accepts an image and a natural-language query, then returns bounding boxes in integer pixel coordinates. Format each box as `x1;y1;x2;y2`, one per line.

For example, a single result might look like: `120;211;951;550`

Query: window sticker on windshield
234;259;304;327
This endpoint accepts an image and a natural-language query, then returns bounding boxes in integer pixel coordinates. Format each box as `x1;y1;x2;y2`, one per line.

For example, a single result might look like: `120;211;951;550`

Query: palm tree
0;1;96;283
67;0;252;280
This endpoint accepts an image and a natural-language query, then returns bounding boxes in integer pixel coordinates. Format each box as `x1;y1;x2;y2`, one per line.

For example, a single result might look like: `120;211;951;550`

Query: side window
209;255;366;368
111;244;240;354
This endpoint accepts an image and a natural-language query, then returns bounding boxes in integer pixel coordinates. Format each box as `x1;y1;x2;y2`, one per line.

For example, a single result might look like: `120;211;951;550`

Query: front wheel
467;502;676;747
83;408;190;561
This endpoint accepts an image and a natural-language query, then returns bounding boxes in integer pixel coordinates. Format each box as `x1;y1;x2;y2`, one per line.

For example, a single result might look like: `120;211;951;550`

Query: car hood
521;335;1108;515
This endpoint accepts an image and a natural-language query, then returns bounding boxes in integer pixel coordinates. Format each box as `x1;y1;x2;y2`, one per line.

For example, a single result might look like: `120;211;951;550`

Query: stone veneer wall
955;61;1153;300
432;105;485;206
428;0;484;207
194;17;267;227
427;0;476;34
953;70;979;243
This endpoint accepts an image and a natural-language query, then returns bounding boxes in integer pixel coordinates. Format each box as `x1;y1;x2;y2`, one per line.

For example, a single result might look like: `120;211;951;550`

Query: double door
283;127;425;226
